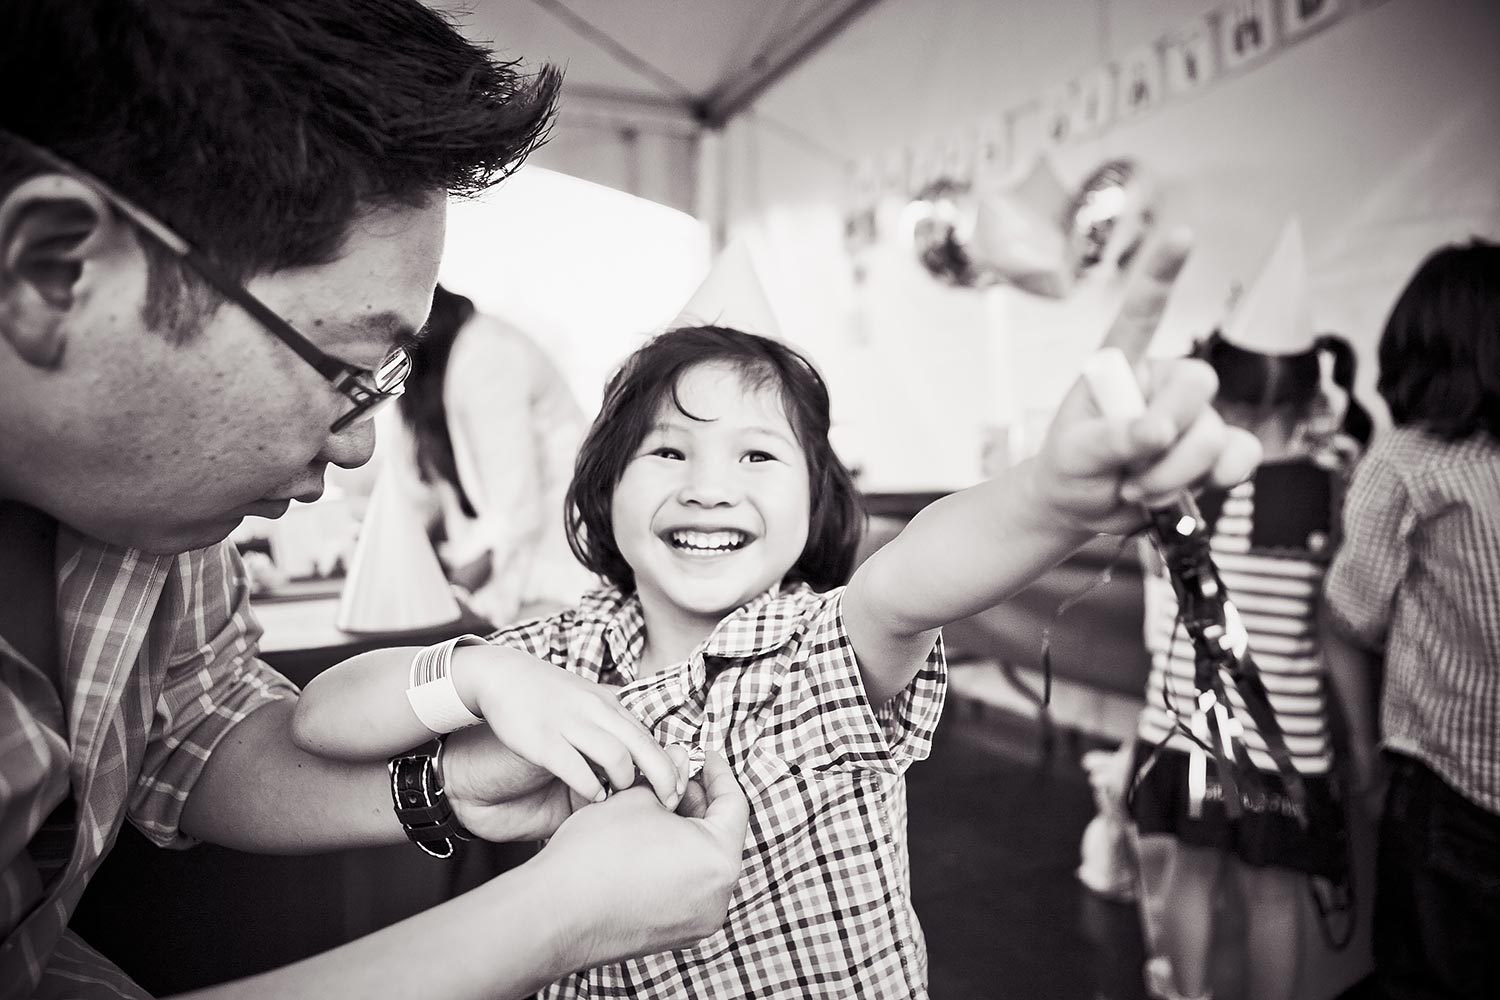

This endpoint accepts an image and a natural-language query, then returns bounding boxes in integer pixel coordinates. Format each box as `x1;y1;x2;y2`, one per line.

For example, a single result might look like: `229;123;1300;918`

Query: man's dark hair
565;326;864;594
1;0;559;333
1376;239;1500;440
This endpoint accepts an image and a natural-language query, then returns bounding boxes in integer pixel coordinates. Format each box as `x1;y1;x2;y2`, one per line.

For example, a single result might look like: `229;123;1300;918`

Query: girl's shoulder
700;583;843;661
485;588;628;656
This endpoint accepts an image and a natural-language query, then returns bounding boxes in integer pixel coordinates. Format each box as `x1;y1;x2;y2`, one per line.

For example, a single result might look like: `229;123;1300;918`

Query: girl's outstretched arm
843;466;1094;705
844;243;1261;706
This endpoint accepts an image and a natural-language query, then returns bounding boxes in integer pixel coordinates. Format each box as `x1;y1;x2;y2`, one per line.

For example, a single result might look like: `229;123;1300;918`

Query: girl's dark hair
1191;329;1372;446
565;326;864;593
398;285;476;516
1376;239;1500;440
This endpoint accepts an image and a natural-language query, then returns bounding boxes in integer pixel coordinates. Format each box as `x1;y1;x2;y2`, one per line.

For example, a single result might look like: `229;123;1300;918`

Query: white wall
438;167;710;414
719;0;1500;490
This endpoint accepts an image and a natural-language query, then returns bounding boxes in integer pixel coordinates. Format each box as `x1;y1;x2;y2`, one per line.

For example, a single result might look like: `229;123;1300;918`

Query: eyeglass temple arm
2;128;350;383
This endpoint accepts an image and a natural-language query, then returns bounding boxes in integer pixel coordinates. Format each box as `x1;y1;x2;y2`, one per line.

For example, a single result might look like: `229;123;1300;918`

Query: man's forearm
167;857;582;1000
180;699;404;852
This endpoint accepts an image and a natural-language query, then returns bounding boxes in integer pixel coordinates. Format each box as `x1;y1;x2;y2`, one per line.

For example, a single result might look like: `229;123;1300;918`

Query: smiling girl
294;320;1257;998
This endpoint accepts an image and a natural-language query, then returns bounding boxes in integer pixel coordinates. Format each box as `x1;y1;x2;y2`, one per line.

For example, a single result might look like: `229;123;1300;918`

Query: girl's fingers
1121;406;1230;503
541;741;611;804
594;703;683;805
1208;427;1262;490
567;726;641;799
1100;229;1195;362
1134;359;1219;451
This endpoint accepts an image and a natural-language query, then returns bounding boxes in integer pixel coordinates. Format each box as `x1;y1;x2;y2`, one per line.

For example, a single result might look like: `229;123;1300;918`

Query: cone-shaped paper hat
670;238;782;337
337;464;461;634
1222;218;1315;355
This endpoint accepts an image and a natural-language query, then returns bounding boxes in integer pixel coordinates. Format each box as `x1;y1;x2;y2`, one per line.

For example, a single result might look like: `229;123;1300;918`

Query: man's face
25;197;446;553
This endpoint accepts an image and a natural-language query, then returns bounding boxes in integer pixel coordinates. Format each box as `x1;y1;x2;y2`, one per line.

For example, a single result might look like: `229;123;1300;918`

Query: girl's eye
743;450;776;464
650;446;685;460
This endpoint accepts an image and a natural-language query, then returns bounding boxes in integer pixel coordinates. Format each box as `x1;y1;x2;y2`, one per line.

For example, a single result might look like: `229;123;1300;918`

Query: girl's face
611;361;812;629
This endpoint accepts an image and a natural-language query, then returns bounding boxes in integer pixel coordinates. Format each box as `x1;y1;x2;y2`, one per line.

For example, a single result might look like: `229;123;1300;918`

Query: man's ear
0;174;126;368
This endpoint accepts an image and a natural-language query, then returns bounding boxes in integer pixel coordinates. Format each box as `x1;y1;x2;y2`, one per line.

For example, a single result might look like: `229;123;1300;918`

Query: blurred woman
395;284;597;627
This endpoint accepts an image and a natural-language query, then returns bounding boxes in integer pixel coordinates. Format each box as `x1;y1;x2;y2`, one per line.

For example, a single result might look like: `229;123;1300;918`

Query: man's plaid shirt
1;532;296;999
489;582;947;999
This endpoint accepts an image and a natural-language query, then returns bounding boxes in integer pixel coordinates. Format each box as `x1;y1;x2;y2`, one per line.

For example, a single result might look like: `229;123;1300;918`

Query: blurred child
294;289;1255;995
1127;223;1373;1000
1323;239;1500;999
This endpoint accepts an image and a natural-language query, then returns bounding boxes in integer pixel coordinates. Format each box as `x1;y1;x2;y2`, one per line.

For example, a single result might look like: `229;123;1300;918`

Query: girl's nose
677;464;738;508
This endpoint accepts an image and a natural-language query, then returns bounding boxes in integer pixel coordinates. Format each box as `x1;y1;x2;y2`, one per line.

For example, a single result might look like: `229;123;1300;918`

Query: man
0;2;747;998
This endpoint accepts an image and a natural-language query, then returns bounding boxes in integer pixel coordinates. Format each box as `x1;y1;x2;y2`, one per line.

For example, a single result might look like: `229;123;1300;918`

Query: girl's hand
1026;233;1261;536
1030;358;1262;536
444;734;702;843
452;645;685;808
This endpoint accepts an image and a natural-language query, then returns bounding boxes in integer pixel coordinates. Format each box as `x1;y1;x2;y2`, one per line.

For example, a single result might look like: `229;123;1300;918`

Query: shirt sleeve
127;541;298;848
800;590;948;773
1324;448;1414;650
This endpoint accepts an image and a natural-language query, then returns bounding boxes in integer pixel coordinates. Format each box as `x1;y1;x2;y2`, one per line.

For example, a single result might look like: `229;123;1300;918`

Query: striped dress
1130;456;1350;878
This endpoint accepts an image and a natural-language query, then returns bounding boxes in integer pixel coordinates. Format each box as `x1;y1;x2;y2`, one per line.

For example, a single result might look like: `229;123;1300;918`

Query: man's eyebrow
340;310;423;351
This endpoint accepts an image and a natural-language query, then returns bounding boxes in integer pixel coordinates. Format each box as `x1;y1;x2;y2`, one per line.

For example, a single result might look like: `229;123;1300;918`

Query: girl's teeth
671;530;746;551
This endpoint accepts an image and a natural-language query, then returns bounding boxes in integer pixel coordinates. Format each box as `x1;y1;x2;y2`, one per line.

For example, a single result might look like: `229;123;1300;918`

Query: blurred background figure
390;284;598;628
1324;238;1500;1000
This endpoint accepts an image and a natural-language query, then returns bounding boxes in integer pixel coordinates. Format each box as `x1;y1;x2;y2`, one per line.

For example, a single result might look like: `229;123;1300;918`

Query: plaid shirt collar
576;582;818;689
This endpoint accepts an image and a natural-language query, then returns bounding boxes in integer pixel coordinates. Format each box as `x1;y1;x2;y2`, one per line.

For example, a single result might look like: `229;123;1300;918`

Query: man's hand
444;729;703;843
441;724;575;842
532;751;750;968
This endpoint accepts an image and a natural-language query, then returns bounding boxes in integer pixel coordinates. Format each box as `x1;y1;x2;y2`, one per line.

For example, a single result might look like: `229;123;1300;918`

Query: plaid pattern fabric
1325;426;1500;814
1;530;296;998
489;583;947;999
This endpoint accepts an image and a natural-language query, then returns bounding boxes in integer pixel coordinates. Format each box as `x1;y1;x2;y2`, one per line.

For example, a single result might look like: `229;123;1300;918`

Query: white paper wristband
406;634;487;735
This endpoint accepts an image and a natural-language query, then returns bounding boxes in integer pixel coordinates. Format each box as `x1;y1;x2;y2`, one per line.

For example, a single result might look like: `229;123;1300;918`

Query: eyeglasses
1;130;410;433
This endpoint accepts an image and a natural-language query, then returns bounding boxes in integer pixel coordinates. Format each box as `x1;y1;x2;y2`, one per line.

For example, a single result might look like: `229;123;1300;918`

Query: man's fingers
692;751;749;851
676;776;710;819
1100;228;1194;363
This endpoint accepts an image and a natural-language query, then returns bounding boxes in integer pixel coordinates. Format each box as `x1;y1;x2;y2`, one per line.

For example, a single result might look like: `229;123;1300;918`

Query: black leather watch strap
388;737;473;859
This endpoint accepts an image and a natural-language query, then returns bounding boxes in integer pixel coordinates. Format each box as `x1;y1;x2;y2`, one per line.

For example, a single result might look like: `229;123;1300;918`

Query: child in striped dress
1127;236;1372;1000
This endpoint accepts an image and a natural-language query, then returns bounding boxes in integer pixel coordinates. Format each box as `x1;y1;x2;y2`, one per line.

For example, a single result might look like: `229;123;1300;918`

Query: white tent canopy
437;0;881;214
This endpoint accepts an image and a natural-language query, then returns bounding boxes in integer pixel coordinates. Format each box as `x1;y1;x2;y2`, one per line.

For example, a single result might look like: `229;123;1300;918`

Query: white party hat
670;238;782;337
1221;218;1315;355
336;463;461;634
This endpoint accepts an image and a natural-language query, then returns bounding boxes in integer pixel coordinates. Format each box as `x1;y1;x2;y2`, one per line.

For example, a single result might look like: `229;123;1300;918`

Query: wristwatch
388;737;473;859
